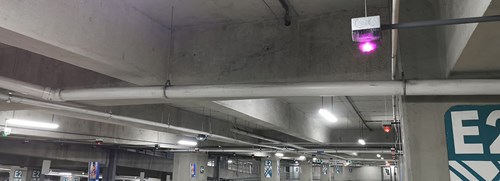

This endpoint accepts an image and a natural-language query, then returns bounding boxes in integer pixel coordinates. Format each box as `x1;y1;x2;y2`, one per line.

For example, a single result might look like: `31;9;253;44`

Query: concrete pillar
213;156;221;181
9;166;27;181
103;150;117;181
173;153;208;181
319;163;332;181
299;161;313;181
260;157;280;181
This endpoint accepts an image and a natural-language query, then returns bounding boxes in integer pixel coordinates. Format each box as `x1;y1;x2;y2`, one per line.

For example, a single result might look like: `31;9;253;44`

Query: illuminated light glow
383;125;392;133
352;152;358;156
358;139;366;145
177;140;198;146
318;109;338;122
58;172;72;176
376;154;381;158
6;119;59;129
381;157;384;160
227;160;233;164
275;152;284;157
359;42;377;54
312;157;317;162
298;156;306;160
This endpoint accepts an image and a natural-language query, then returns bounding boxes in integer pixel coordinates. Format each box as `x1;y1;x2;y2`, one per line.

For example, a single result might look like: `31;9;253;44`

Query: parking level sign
445;105;500;180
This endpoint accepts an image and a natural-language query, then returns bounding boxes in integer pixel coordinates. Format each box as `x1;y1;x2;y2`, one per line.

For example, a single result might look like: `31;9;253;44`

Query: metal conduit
0;93;284;150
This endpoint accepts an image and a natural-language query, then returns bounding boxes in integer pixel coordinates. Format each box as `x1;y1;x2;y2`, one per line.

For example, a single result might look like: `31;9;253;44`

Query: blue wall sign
445;105;500;180
264;160;272;178
88;162;100;181
190;163;196;178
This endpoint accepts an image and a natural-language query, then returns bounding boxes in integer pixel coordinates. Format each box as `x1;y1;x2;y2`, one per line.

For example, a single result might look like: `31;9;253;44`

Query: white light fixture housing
376;154;381;158
298;156;306;160
177;140;198;146
6;119;59;129
358;139;366;145
352;152;358;156
227;160;233;164
318;109;338;122
58;172;72;176
275;152;284;157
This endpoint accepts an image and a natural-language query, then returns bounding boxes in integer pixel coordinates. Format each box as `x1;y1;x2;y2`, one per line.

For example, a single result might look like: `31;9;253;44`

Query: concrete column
103;150;117;181
299;161;313;181
213;156;221;181
173;153;208;181
9;166;27;181
319;163;332;181
260;157;280;181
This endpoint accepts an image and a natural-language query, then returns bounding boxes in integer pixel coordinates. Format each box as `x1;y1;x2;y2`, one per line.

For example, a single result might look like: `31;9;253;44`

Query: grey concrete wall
171;8;391;86
0;0;170;85
332;166;382;181
172;153;208;181
401;96;500;180
435;0;492;75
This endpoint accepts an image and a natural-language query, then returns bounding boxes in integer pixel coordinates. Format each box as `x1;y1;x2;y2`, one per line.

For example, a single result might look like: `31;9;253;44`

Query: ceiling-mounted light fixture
358;139;366;145
383;124;392;133
351;0;381;54
227;160;233;164
298;155;306;160
6;119;59;129
275;152;284;157
352;152;358;156
177;140;198;146
376;154;381;158
319;97;338;122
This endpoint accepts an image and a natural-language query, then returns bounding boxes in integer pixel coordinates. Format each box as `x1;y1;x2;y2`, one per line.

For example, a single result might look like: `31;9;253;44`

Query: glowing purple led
359;42;376;54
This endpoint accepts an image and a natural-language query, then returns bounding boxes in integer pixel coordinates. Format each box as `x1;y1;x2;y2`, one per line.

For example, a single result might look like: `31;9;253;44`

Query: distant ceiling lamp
357;139;366;145
6;119;59;129
298;155;306;160
376;154;381;158
177;140;198;147
352;152;358;156
227;160;233;164
275;152;284;157
319;97;338;122
196;134;208;142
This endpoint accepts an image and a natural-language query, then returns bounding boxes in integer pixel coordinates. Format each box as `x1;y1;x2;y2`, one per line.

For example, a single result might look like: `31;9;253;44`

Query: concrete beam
0;0;170;85
0;139;172;172
435;0;493;76
214;99;330;143
0;110;184;148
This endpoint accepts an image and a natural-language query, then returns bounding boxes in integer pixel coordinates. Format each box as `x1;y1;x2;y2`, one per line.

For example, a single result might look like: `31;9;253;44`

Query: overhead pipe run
5;77;500;103
0;93;284;151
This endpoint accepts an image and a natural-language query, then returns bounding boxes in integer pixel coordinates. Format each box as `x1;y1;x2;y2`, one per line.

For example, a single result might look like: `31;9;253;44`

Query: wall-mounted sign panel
88;162;100;181
445;105;500;180
264;160;272;178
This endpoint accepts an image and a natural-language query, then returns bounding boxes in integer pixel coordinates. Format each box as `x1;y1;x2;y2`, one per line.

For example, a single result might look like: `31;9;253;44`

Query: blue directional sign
445;105;500;180
264;160;272;178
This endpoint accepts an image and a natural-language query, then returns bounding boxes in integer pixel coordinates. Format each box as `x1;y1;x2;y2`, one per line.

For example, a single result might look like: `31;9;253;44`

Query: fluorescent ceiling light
6;119;59;129
376;154;381;158
298;156;306;160
275;152;284;157
177;140;197;146
358;139;366;145
381;157;384;160
0;168;10;171
58;172;72;176
352;152;358;156
318;109;338;122
227;160;233;164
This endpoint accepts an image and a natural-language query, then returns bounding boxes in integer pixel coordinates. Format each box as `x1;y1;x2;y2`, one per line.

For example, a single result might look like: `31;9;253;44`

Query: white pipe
4;76;500;101
168;149;391;154
0;93;283;150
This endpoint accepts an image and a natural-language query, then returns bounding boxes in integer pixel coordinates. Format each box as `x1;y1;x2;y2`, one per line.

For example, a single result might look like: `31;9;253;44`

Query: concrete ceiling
124;0;387;27
450;1;500;77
